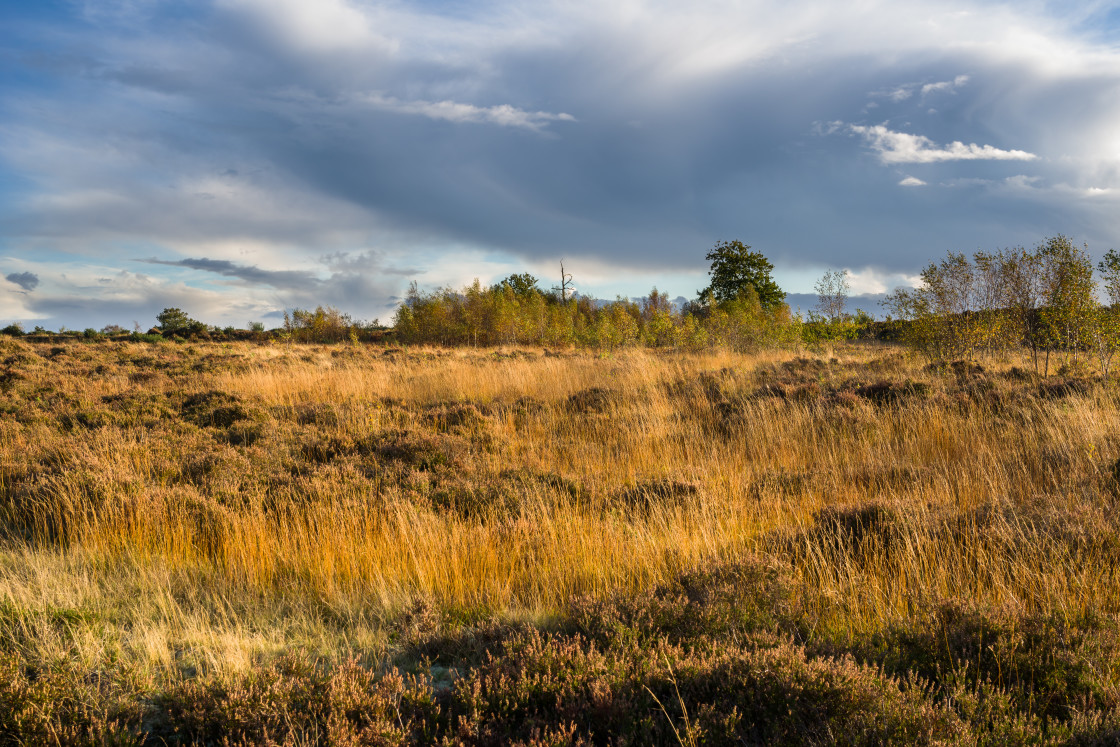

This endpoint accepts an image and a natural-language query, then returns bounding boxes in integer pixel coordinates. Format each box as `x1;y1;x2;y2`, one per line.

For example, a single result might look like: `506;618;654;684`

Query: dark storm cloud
138;257;321;291
5;272;39;292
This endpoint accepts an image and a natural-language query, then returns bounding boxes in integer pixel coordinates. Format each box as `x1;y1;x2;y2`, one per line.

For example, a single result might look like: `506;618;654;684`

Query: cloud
360;94;576;131
846;124;1039;164
5;0;1120;330
215;0;398;55
5;272;40;291
844;267;925;295
0;257;408;329
921;74;970;96
137;257;321;291
898;176;927;186
870;74;968;104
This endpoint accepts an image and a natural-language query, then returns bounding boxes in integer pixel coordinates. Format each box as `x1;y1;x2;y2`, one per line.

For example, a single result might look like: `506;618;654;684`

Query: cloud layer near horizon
3;0;1120;327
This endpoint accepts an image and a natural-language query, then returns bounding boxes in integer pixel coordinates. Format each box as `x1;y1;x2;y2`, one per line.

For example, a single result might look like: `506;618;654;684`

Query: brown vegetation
1;337;1120;743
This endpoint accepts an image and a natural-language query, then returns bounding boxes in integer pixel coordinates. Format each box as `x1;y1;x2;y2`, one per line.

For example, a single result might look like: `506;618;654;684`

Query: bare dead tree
555;260;575;301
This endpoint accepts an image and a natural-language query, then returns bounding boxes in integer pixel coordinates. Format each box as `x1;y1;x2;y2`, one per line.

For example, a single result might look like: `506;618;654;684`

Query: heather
0;337;1118;743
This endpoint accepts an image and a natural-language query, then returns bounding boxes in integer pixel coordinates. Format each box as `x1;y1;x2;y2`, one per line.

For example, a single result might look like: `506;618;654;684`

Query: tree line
883;235;1120;376
7;235;1120;376
393;241;824;351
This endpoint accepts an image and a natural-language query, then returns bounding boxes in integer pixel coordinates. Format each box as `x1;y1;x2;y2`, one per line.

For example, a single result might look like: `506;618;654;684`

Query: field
1;336;1120;744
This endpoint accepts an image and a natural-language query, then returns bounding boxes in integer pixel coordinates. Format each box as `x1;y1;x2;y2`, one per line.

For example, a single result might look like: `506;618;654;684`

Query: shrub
155;307;207;338
284;306;363;343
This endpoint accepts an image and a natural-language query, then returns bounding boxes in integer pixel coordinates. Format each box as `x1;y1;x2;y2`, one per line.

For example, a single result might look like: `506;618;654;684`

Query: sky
3;0;1120;329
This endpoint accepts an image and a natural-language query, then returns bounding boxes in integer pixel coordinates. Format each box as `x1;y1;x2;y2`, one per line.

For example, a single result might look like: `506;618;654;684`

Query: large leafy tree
697;240;785;311
498;273;540;296
156;307;200;335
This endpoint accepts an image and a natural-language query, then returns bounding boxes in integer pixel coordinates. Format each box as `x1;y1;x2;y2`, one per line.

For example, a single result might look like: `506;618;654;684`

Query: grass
1;337;1119;743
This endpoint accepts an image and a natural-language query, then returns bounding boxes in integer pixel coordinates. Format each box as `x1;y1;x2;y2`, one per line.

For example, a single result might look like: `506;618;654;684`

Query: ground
0;338;1118;744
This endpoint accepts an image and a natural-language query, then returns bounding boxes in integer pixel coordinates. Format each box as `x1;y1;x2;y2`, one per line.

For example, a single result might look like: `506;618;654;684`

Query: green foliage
884;238;1106;375
698;240;786;311
883;252;986;361
1094;251;1120;377
155;307;202;336
1037;235;1096;362
499;272;540;296
802;268;873;345
705;287;800;351
282;306;380;344
395;278;799;351
1091;305;1120;378
1099;249;1120;307
802;312;869;345
641;288;677;347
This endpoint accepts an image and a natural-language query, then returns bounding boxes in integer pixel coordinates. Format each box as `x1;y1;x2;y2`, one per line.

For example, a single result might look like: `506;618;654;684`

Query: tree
156;307;200;335
640;287;672;320
499;273;540;296
1036;235;1095;374
814;268;850;322
697;240;785;311
641;287;676;347
972;251;1012;357
999;247;1046;373
882;252;978;361
286;305;355;343
1099;249;1120;307
1090;305;1120;378
552;261;575;301
1094;249;1120;378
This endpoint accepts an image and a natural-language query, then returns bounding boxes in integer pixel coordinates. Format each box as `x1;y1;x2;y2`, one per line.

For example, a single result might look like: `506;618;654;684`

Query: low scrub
0;340;1118;743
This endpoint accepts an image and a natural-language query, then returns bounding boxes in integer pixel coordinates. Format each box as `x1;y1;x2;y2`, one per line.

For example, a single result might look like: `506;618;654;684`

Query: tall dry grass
0;337;1118;694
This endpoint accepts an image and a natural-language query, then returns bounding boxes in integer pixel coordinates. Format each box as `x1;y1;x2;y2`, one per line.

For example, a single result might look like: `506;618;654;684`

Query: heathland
2;336;1120;744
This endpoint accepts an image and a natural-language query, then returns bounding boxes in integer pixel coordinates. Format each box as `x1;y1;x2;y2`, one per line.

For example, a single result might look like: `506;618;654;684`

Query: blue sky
3;0;1120;328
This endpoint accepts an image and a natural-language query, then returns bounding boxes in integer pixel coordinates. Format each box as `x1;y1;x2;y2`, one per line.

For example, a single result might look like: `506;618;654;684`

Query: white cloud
1002;174;1044;190
216;0;398;55
848;124;1038;164
898;176;927;186
921;74;970;96
845;267;925;294
941;177;994;188
998;175;1120;200
359;94;576;131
